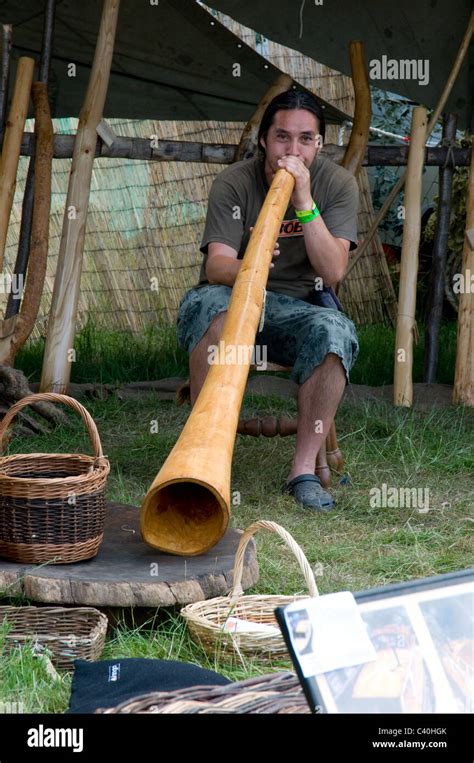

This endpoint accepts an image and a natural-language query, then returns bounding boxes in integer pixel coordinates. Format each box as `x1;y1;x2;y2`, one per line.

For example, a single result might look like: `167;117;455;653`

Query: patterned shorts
176;284;359;386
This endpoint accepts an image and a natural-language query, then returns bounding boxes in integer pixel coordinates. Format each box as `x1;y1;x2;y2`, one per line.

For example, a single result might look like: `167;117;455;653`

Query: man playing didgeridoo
177;89;359;511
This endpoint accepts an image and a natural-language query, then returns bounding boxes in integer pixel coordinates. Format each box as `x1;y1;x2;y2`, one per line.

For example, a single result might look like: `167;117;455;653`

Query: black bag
67;658;230;713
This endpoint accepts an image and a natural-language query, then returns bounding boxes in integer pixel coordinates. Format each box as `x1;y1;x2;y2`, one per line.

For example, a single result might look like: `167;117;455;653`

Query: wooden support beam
16;132;471;167
5;0;56;321
325;40;371;475
424;112;457;383
0;24;13;145
40;0;120;393
4;146;35;319
453;136;474;406
342;41;371;177
0;83;53;365
394;107;428;407
0;56;35;272
38;0;56;83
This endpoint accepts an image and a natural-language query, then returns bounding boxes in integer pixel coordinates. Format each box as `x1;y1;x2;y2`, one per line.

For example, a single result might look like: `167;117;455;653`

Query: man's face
259;109;321;179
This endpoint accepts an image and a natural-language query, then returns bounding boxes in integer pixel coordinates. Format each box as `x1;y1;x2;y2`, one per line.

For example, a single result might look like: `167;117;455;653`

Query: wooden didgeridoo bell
140;169;295;556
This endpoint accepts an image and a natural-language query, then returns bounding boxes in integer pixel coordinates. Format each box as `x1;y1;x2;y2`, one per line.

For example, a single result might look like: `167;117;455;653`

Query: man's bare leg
287;353;346;483
189;312;227;407
190;325;345;483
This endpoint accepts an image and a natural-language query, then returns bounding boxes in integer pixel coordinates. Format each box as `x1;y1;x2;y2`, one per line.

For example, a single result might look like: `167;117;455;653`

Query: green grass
16;321;190;386
0;621;71;713
0;392;472;712
16;320;458;387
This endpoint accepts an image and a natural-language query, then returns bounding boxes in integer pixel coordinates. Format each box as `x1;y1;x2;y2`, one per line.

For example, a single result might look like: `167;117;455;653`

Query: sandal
283;473;335;511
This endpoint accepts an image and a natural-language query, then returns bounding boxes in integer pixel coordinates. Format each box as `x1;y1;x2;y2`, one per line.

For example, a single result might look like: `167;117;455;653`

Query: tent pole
453;135;474;406
423;112;457;383
4;0;56;321
393;107;428;407
0;56;35;273
323;40;371;478
0;24;12;147
40;0;120;393
0;83;53;364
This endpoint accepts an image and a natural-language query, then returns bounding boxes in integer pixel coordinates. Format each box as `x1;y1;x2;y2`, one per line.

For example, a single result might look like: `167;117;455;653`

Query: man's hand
276;156;313;211
249;226;280;268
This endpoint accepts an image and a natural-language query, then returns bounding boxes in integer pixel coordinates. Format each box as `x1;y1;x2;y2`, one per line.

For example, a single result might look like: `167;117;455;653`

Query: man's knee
206;311;227;340
193;310;227;353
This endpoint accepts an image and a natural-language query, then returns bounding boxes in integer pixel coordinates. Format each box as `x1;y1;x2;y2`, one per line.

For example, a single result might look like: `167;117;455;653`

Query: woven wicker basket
181;520;318;661
96;671;308;714
0;393;110;564
0;605;108;670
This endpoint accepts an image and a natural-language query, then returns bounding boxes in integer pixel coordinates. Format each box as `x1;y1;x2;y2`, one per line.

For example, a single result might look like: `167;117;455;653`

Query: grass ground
16;320;458;387
1;388;472;712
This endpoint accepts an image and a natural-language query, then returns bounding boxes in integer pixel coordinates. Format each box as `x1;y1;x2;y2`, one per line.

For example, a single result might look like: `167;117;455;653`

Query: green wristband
295;205;320;224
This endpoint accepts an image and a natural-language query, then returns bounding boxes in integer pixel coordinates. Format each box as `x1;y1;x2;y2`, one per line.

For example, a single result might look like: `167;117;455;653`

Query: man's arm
301;224;350;287
206;243;241;287
277;156;353;287
206;236;280;287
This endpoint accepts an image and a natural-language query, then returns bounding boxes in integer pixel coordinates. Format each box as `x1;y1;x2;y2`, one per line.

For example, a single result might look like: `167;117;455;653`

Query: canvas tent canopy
1;0;472;127
0;0;348;123
210;0;473;129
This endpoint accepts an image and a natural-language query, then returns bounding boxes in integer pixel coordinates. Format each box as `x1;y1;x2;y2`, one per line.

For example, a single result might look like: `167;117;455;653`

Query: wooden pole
38;0;56;84
4;149;35;319
5;0;56;321
320;40;371;478
344;11;474;281
393;107;428;407
342;41;371;177
0;24;13;146
236;73;293;161
0;84;53;365
424;112;457;383
40;0;120;393
453;136;474;406
0;56;35;272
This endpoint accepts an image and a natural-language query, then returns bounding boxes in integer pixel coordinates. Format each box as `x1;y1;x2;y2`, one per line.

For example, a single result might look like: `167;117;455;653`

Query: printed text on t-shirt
278;219;304;237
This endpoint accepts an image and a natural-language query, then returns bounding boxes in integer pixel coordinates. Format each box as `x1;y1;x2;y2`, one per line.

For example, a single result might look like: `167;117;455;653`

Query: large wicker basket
0;393;110;564
97;671;309;714
0;605;108;670
181;520;318;661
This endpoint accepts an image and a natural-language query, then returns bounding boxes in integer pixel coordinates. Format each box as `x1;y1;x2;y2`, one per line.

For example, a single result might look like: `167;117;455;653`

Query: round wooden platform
0;502;258;607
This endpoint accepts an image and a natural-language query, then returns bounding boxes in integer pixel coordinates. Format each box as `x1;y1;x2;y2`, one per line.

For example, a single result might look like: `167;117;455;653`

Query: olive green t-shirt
196;154;359;301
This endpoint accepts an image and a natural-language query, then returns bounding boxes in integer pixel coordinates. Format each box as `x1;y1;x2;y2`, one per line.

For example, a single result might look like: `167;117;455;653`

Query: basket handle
0;393;105;458
230;520;319;600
